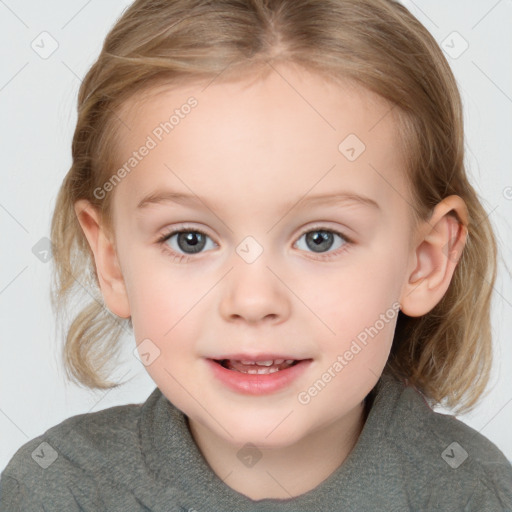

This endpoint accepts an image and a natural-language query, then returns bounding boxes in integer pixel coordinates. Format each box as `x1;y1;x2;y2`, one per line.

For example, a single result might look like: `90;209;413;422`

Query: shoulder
0;397;146;510
382;376;512;509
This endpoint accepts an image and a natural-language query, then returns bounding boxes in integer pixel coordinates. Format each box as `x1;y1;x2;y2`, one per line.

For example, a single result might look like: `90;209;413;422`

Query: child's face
109;64;418;447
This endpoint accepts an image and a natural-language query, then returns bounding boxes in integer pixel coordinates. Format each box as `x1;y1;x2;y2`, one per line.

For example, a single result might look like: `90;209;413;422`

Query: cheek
302;252;404;362
129;275;193;341
124;257;213;369
307;259;401;323
120;248;184;339
126;266;202;395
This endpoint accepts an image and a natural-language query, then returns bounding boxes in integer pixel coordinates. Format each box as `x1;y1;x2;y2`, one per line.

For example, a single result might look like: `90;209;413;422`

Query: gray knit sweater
1;373;511;511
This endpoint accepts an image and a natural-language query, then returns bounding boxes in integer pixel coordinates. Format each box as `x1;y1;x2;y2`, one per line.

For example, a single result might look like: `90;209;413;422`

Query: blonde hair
51;0;497;413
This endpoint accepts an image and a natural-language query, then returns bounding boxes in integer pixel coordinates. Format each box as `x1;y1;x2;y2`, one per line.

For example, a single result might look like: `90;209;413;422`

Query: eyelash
156;224;353;263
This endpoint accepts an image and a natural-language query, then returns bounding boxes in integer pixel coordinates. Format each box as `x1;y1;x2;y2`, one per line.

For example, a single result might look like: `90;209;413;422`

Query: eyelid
296;222;353;243
157;223;217;243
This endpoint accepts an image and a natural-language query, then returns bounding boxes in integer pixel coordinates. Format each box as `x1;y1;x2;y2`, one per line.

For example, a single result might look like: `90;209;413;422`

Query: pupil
307;231;333;253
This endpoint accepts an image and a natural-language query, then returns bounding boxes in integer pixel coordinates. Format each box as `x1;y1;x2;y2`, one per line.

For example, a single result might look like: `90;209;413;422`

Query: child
1;0;511;509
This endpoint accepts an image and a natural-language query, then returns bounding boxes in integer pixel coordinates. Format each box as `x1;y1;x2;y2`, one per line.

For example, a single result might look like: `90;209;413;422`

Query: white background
0;0;511;470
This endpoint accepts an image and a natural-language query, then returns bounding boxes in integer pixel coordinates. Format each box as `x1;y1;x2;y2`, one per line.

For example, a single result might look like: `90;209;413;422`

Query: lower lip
206;359;312;395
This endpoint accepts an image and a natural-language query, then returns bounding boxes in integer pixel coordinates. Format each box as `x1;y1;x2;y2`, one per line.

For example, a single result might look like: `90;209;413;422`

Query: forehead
112;64;412;219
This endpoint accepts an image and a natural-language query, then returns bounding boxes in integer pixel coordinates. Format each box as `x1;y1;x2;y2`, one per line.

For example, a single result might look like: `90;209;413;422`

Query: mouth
212;358;303;374
206;356;313;395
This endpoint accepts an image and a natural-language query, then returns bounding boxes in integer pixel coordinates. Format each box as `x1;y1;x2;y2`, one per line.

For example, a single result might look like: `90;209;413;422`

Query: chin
220;417;307;449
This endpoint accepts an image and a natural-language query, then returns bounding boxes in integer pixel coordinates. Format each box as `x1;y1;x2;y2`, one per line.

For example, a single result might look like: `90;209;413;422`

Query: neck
187;399;368;501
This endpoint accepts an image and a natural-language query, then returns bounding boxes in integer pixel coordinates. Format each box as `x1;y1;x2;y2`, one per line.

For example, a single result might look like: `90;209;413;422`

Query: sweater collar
138;372;409;509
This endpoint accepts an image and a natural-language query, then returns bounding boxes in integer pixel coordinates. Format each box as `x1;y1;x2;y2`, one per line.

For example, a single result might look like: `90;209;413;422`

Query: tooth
238;366;281;374
240;360;256;365
236;365;289;375
285;359;294;364
255;360;274;366
273;359;284;364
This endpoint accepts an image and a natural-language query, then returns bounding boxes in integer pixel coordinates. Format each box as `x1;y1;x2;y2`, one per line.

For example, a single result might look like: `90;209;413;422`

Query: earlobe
400;195;468;317
74;199;131;318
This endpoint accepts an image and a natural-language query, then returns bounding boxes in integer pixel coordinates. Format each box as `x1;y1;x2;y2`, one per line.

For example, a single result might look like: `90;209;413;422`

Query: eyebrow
136;190;380;212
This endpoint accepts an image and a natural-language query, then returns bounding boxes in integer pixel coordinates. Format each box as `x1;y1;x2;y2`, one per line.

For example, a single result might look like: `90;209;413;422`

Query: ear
74;199;131;318
400;195;468;317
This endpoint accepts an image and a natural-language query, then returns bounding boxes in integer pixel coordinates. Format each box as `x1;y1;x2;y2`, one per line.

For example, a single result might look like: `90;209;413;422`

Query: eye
294;227;350;257
157;227;217;257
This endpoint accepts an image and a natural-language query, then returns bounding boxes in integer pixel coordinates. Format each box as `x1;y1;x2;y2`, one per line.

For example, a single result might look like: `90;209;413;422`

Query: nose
218;254;291;325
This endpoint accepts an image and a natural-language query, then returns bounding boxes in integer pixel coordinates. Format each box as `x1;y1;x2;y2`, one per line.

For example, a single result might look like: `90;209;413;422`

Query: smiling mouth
213;359;302;374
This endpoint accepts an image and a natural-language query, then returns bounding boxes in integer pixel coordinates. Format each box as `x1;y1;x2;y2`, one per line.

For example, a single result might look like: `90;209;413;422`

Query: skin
76;62;468;500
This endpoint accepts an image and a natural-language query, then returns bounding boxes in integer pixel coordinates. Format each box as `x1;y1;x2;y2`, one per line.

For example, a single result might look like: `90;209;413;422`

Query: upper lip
209;354;310;362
